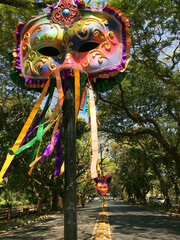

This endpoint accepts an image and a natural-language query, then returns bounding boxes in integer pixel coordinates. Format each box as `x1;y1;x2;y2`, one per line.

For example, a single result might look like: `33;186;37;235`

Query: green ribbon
80;73;87;106
8;81;56;158
28;116;45;164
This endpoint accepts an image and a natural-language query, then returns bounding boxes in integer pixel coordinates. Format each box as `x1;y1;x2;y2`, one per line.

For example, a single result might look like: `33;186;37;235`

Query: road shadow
107;201;180;239
0;202;101;240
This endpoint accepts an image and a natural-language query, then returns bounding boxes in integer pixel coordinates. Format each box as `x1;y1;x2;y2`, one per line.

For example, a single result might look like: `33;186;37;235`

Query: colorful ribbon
1;69;90;180
83;91;87;114
75;69;80;126
55;128;62;176
28;116;60;175
80;85;87;109
0;78;50;183
29;71;64;174
89;83;98;179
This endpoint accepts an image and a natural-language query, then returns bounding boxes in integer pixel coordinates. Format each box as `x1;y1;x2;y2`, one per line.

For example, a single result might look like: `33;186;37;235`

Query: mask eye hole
38;47;60;57
79;42;99;52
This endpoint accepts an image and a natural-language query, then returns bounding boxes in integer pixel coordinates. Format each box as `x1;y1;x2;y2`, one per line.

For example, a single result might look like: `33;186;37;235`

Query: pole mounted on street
2;1;131;240
64;76;77;240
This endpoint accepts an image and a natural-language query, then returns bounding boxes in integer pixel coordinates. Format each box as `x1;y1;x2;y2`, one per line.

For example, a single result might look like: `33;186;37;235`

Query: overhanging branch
0;0;54;9
99;126;158;138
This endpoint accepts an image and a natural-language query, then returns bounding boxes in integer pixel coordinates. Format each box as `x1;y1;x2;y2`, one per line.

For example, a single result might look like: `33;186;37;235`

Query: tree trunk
51;189;59;211
37;197;43;215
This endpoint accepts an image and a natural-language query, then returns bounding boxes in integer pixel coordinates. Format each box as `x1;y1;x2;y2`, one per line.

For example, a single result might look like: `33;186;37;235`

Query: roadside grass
129;200;180;215
0;210;55;234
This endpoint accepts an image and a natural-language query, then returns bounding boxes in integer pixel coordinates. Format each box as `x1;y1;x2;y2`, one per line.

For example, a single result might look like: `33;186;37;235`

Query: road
108;201;180;240
0;201;179;239
0;202;101;240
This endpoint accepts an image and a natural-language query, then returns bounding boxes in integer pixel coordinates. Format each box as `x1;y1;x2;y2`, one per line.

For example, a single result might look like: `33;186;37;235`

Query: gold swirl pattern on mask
100;42;111;50
23;33;31;56
73;17;108;40
92;28;106;40
36;56;57;72
73;17;117;67
25;60;39;76
107;31;116;44
23;23;59;75
25;56;57;76
83;49;108;67
28;51;37;61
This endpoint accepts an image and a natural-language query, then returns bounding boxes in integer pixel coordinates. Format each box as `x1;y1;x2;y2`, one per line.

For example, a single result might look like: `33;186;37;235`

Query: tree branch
0;0;54;9
99;125;180;175
96;92;121;107
99;126;158;138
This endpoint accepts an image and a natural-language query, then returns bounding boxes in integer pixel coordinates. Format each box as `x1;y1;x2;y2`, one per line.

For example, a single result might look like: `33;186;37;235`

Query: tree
0;0;65;212
0;1;97;211
109;140;153;202
97;0;180;175
138;136;180;208
0;0;55;9
76;121;95;204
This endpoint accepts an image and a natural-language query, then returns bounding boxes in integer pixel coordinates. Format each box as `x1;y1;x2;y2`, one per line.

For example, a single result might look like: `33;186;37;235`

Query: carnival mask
94;174;111;196
12;0;130;92
96;182;109;196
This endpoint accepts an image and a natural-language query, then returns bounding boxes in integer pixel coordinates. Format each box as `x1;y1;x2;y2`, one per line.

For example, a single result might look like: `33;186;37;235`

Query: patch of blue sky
40;87;89;121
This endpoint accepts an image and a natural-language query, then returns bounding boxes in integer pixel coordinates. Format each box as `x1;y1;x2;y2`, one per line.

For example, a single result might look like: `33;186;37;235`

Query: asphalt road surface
0;200;180;240
0;202;101;240
108;201;180;240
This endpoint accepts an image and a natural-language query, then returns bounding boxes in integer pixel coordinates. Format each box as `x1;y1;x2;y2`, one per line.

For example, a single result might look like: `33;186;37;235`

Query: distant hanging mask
94;173;112;196
96;182;109;196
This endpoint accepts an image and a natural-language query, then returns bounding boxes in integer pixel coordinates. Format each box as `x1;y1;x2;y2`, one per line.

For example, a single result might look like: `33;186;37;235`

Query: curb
0;214;54;236
122;200;180;218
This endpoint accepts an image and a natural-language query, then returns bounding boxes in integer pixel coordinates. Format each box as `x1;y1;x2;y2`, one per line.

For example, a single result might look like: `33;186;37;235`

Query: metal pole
64;76;77;240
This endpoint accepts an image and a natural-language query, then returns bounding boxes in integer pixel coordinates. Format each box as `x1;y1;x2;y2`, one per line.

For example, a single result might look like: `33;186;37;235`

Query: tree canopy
97;0;180;175
0;0;179;210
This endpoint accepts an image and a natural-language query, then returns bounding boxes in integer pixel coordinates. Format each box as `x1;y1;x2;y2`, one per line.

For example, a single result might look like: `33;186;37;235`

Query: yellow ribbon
60;161;65;175
75;69;80;126
54;161;65;178
0;79;50;183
